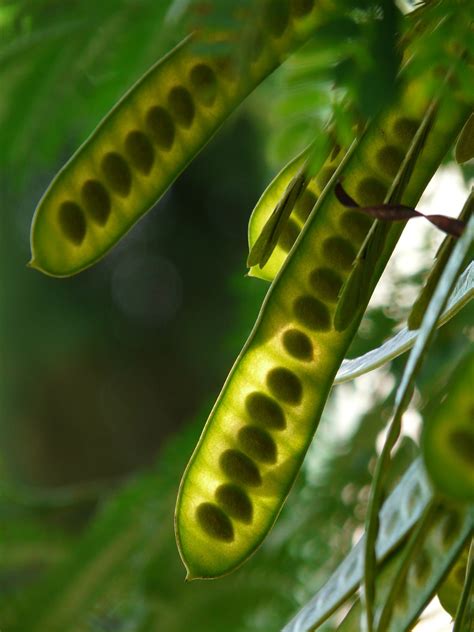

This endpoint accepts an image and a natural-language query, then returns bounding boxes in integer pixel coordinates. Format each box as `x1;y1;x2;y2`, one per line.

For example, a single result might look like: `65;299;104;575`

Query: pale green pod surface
30;2;329;276
247;143;345;282
283;459;459;631
175;64;473;579
422;350;474;503
336;507;472;632
455;111;474;164
438;542;470;617
245;7;421;285
373;506;473;631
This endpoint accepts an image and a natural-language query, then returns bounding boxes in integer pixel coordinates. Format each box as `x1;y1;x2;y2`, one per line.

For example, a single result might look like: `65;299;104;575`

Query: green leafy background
0;1;472;630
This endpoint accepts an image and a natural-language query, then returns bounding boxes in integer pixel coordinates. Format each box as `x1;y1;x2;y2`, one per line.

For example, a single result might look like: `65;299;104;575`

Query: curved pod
175;66;473;578
246;16;424;285
30;2;329;277
422;350;474;503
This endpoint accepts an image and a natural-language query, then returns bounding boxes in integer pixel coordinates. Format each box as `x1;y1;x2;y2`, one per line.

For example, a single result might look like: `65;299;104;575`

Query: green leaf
362;211;474;630
334;99;437;332
336;504;473;632
247;145;311;280
375;504;472;631
247;168;309;268
408;188;474;330
334;261;474;384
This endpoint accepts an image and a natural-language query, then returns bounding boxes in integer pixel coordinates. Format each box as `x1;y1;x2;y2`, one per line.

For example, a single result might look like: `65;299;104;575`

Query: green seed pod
30;4;328;277
437;543;470;617
334;506;472;632
455;111;474;164
247;146;311;281
246;16;423;286
284;459;451;631
176;61;472;578
247;142;345;282
422;350;474;503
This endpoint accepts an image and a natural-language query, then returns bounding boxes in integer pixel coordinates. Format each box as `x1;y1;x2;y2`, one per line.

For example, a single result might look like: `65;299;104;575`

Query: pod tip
27;258;39;270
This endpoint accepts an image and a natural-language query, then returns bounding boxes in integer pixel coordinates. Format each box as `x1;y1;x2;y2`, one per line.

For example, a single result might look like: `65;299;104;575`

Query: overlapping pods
29;1;328;277
246;16;423;284
335;505;472;632
372;505;472;631
422;350;474;503
175;65;473;578
247;141;346;282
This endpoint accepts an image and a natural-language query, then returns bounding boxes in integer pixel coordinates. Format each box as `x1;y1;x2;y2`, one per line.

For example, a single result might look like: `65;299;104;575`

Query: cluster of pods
29;0;473;585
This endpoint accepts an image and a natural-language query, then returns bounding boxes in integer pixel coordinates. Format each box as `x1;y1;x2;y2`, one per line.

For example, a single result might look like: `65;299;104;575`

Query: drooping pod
422;350;474;503
29;2;332;277
283;458;434;631
175;58;473;578
245;12;426;285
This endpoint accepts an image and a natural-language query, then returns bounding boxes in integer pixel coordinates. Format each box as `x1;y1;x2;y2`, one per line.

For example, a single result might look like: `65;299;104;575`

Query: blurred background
0;1;472;630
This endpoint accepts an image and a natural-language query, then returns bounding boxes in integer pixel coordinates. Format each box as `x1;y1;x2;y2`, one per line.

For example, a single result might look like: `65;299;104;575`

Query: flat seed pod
372;504;472;632
422;350;474;503
176;59;473;578
30;4;329;277
247;143;345;282
283;459;432;631
248;17;430;287
455;111;474;164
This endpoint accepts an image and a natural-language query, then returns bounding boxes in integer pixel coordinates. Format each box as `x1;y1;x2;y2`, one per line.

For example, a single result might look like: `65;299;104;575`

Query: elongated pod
422;350;474;503
29;3;333;277
336;505;472;632
246;16;423;284
437;542;470;617
175;59;473;578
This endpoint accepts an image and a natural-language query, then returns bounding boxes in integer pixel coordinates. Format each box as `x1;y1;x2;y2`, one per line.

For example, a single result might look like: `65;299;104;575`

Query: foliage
0;0;473;631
